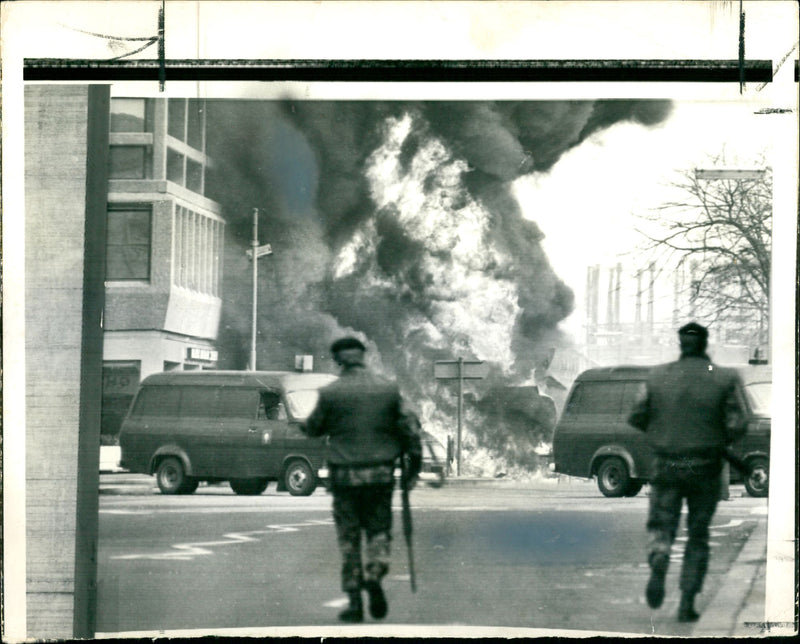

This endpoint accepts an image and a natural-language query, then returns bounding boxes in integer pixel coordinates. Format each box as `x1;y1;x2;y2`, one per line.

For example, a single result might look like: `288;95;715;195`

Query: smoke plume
206;99;672;475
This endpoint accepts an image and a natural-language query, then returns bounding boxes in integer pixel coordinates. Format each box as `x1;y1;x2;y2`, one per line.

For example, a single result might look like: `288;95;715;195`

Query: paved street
96;475;767;637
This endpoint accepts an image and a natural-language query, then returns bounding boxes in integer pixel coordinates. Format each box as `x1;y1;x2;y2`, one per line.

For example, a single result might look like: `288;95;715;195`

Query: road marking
711;519;745;529
99;506;329;515
324;598;349;608
444;506;511;512
100;509;146;515
111;519;333;561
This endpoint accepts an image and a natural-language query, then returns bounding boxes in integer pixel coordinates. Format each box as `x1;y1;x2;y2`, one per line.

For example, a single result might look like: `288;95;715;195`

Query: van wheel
623;479;644;497
597;457;630;498
156;457;190;495
744;457;768;498
284;460;316;496
229;478;269;496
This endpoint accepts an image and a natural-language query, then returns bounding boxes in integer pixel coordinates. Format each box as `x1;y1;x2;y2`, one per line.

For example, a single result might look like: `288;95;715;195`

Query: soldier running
303;337;422;623
628;322;746;622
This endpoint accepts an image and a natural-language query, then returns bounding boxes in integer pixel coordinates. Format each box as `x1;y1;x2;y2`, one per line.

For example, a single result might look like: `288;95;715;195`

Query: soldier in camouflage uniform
303;337;421;623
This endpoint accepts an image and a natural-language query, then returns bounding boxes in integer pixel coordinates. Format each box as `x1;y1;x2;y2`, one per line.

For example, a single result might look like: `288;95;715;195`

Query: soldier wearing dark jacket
303;337;421;623
628;322;746;622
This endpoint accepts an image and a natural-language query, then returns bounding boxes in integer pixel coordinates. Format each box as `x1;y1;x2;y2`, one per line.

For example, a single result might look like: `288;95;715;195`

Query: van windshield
285;389;322;420
744;382;771;416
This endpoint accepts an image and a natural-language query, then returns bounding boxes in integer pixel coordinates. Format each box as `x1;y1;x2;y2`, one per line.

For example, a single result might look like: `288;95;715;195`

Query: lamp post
246;208;272;371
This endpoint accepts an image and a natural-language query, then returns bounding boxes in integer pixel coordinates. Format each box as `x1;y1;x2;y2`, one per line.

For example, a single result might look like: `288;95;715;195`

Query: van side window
569;382;626;414
179;386;218;417
132;387;180;417
258;391;283;420
564;385;583;415
218;389;259;419
621;381;647;412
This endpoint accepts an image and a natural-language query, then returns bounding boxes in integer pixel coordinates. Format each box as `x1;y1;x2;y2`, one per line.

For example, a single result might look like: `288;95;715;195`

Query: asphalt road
95;475;767;637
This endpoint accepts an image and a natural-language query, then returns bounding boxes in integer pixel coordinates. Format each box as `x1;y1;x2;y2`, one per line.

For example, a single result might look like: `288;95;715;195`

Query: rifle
722;447;751;476
400;455;417;593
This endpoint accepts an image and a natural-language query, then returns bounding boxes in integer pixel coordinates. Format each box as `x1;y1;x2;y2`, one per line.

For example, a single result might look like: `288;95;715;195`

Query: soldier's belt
330;463;395;487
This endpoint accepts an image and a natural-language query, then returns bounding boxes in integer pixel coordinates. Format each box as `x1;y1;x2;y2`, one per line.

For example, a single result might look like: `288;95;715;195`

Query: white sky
515;99;785;337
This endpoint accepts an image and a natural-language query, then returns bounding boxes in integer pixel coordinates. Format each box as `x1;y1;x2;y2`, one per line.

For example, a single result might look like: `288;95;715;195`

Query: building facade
583;262;758;367
102;98;224;435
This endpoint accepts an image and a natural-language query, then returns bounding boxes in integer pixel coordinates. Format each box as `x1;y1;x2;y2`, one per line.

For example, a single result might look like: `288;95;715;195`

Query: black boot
678;592;700;622
364;579;388;619
338;591;363;623
646;552;669;609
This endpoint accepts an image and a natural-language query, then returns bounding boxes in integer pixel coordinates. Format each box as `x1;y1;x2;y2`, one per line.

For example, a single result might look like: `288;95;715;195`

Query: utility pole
250;208;258;371
457;358;463;476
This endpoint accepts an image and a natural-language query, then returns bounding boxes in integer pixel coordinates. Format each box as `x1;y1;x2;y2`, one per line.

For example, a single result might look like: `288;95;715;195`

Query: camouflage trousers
646;456;722;595
332;484;394;592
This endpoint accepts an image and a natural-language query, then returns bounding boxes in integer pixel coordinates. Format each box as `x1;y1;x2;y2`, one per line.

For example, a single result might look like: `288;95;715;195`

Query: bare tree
638;157;771;348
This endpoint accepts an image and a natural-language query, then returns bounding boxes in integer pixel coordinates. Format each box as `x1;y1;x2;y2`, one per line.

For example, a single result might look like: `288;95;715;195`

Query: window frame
108;144;150;180
110;97;153;133
106;205;153;282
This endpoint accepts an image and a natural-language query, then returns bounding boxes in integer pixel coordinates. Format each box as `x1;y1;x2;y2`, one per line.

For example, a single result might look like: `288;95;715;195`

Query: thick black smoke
206;99;672;474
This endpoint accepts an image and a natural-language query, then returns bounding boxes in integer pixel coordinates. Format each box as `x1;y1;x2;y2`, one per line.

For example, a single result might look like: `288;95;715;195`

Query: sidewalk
692;512;768;637
445;474;771;637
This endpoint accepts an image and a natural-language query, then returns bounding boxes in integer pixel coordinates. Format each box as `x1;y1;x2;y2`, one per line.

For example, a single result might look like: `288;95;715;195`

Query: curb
440;475;580;488
692;513;767;637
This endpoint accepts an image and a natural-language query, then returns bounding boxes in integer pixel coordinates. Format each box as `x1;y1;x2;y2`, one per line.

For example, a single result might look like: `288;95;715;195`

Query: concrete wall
24;84;108;638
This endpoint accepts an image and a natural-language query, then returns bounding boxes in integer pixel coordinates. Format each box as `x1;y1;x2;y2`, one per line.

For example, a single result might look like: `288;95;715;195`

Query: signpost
434;359;489;476
247;208;272;371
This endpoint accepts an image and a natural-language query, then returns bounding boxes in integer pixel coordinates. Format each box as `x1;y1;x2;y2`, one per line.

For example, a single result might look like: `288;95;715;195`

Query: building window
109;145;149;179
186;158;203;193
187;99;205;151
107;208;151;280
110;98;150;132
167;148;185;186
174;206;222;295
168;98;186;141
101;361;141;436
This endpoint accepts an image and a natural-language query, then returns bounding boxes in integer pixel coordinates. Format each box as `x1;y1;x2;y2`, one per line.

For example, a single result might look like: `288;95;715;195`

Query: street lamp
246;207;273;371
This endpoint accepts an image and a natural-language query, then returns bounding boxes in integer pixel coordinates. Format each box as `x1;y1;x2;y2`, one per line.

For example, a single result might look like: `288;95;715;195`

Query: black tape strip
23;59;774;83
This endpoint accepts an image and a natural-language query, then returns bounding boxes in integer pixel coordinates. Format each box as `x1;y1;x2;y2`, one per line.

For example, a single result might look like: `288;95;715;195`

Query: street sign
246;244;273;260
695;169;766;180
434;360;489;380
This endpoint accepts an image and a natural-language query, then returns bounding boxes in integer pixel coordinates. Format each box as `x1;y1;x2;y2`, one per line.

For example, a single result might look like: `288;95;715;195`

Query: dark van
119;370;337;496
551;365;770;498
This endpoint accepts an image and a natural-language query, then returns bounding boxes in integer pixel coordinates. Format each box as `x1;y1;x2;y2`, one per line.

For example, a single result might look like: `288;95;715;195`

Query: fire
206;99;673;477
